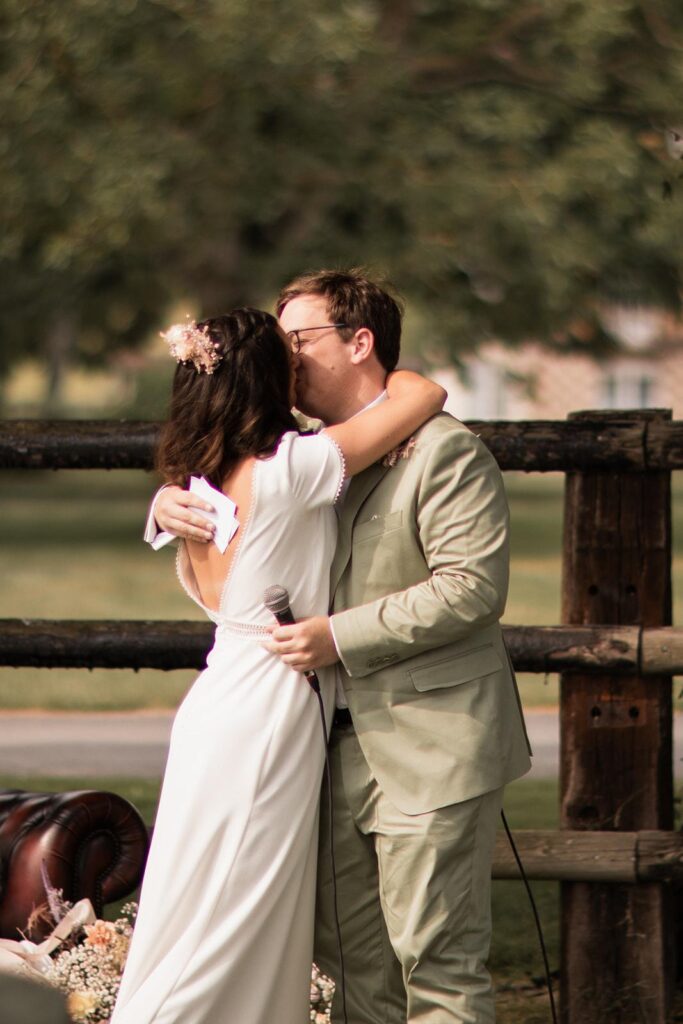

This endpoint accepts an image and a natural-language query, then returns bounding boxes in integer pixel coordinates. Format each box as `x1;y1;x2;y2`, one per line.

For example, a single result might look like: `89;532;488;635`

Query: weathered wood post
560;409;674;1023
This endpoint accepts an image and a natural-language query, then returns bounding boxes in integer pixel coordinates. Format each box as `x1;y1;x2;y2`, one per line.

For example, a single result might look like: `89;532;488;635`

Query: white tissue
189;476;239;554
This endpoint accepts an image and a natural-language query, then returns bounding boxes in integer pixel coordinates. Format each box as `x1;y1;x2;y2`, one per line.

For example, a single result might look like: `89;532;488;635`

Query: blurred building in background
435;306;683;420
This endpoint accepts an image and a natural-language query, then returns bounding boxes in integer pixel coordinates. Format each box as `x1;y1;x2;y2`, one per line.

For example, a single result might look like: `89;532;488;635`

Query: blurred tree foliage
1;0;683;394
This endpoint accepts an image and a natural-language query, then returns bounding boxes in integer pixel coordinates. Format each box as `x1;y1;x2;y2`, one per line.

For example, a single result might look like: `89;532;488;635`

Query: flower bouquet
0;883;135;1023
47;904;137;1022
310;963;335;1023
0;869;335;1023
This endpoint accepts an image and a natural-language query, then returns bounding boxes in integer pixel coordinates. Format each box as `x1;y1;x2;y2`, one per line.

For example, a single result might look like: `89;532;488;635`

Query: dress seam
322;434;347;505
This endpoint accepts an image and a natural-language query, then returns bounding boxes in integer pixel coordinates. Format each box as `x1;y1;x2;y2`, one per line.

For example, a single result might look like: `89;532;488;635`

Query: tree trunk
44;313;76;413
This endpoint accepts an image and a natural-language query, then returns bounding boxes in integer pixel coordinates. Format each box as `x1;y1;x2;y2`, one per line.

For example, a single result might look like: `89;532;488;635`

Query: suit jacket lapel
330;461;391;599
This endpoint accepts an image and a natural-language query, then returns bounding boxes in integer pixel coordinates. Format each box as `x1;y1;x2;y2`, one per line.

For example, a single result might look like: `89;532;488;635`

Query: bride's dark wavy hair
156;308;298;488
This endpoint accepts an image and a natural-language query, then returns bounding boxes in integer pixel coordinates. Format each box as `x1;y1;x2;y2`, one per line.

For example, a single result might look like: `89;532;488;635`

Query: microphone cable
265;586;554;1024
263;585;348;1024
313;692;349;1024
500;809;558;1024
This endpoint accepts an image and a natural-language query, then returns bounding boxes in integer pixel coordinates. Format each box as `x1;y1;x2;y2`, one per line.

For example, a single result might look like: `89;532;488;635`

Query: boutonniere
382;436;417;467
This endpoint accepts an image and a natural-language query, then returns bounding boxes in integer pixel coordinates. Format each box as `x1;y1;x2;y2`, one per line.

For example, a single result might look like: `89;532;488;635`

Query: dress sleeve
286;432;346;509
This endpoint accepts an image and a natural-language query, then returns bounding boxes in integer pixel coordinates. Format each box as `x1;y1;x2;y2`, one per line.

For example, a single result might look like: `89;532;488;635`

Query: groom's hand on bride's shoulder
155;485;215;542
264;616;339;672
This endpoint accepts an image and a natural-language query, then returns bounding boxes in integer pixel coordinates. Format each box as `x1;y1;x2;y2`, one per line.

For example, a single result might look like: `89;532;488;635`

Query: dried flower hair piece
382;436;417;467
160;317;222;374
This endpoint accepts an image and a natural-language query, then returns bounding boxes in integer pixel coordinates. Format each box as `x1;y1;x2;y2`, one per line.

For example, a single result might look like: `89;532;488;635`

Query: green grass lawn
0;772;559;1021
2;468;683;711
0;469;201;710
3;774;682;1022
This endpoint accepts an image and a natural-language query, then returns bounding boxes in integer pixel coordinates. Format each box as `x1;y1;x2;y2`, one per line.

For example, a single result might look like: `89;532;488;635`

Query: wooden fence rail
492;829;683;883
2;410;682;1024
4;620;683;674
4;414;683;470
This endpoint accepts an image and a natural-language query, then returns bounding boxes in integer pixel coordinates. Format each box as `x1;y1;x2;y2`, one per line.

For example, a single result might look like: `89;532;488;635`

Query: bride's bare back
185;457;255;613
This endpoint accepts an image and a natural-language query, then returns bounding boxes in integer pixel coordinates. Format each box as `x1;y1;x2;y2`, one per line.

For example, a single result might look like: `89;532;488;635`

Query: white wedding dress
111;432;343;1024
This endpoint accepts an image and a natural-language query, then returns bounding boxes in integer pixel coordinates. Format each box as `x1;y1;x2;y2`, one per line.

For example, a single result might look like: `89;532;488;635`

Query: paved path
0;711;174;779
0;708;681;780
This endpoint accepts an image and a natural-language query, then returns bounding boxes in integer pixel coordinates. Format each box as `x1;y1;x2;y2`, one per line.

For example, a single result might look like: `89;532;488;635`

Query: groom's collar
352;389;387;417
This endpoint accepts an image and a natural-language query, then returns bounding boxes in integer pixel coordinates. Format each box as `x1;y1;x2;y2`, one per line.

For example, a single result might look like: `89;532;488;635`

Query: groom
149;269;531;1023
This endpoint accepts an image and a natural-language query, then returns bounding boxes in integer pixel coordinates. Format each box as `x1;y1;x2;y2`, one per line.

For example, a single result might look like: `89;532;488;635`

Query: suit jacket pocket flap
353;509;403;543
408;643;504;692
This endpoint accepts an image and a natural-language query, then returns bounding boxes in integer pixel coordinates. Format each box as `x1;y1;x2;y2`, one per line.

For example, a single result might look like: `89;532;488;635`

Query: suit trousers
314;723;503;1024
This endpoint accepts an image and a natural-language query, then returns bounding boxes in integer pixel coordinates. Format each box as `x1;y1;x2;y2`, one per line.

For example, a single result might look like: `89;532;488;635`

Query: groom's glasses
286;324;349;354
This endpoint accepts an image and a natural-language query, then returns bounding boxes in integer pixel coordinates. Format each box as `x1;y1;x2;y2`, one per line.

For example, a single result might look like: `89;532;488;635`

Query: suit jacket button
368;654;397;668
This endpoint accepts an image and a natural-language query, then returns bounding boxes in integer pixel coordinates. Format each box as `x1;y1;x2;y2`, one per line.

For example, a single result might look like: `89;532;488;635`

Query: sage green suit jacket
329;412;531;815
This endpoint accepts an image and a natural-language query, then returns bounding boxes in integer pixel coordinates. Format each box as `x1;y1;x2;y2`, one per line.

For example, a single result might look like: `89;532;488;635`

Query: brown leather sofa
0;789;149;940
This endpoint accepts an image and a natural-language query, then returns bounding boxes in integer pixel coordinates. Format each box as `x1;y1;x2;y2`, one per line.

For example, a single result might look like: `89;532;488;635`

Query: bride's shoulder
266;430;325;466
261;431;343;504
264;430;300;459
259;431;304;476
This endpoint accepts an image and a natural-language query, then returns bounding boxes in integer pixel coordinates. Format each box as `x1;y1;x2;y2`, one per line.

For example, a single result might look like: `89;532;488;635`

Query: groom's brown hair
276;268;403;372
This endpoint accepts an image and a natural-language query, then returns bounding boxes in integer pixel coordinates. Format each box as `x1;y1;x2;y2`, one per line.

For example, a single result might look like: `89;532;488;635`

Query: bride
110;307;444;1024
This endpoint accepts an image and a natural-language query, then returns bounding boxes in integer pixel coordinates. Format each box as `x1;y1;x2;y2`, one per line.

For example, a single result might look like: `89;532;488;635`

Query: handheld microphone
263;584;321;694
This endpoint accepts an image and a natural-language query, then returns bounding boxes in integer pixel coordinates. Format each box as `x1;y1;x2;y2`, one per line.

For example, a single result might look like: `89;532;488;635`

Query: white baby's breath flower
42;903;137;1022
43;903;333;1023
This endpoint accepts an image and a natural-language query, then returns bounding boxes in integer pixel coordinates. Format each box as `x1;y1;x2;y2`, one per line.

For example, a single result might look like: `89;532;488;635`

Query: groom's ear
348;327;375;365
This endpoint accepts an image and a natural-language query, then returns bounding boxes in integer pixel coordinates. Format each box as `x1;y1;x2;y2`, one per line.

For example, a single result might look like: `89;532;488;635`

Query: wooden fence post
560;409;674;1023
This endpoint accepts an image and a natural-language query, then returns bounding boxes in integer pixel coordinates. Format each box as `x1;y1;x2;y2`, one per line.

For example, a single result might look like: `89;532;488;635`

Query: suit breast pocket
408;644;504;692
353;510;403;544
